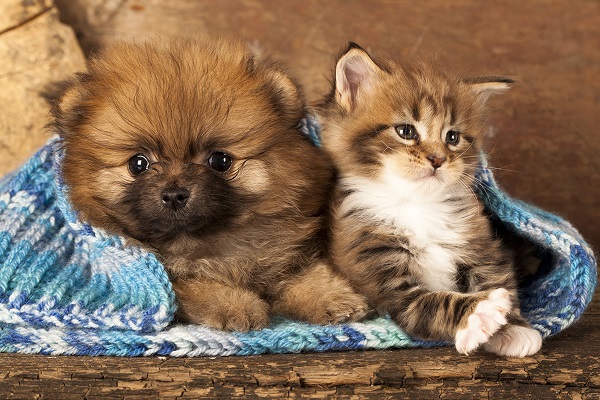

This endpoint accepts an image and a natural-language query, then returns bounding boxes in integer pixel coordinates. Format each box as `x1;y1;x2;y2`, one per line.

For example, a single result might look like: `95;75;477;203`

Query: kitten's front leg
466;260;542;357
453;288;513;355
382;285;512;354
386;284;540;356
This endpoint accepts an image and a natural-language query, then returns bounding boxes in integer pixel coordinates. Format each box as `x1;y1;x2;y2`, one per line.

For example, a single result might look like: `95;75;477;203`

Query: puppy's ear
50;73;89;137
334;43;383;112
463;76;516;104
253;58;304;121
265;68;302;105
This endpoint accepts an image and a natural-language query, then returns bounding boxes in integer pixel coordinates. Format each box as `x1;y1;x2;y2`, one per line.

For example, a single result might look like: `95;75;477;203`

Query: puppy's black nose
161;187;190;210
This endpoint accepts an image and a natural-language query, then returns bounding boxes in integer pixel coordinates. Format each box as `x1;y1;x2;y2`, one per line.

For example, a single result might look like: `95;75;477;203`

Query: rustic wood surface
0;0;598;398
0;289;597;399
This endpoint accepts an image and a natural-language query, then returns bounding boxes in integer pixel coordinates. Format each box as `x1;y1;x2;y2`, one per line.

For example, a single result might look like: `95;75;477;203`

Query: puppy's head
53;36;330;252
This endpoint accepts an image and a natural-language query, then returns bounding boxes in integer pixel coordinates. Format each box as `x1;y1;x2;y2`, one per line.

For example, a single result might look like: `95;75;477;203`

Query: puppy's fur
53;35;367;331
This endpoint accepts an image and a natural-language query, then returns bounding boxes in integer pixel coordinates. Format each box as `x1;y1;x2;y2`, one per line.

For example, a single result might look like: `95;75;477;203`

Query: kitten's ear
334;43;383;112
465;76;516;103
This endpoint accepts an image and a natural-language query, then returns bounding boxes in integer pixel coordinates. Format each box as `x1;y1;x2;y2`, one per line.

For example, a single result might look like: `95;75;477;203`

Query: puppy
52;35;368;331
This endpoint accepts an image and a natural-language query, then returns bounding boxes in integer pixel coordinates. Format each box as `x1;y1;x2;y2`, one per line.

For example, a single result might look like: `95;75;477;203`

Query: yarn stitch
0;119;596;357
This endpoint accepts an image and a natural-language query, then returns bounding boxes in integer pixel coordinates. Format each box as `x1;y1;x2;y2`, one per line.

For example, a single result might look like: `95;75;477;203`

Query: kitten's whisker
377;136;394;153
484;166;522;174
457;141;475;160
456;173;482;205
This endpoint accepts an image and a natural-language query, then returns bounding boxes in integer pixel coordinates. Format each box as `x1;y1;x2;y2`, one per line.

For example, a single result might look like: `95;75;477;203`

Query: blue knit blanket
0;128;596;356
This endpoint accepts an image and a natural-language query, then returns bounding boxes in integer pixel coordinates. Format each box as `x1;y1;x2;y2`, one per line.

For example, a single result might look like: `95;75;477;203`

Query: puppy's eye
445;130;461;146
395;124;419;141
208;151;233;172
128;154;149;176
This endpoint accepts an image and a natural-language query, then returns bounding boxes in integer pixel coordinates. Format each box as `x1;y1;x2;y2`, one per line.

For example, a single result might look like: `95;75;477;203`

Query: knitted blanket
0;126;596;356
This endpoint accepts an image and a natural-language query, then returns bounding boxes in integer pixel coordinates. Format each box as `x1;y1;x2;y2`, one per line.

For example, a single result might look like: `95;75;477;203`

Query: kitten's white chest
392;199;464;292
341;176;472;292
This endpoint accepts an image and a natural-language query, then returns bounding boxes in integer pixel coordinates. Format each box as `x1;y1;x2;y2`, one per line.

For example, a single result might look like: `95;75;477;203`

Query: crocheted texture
0;126;596;357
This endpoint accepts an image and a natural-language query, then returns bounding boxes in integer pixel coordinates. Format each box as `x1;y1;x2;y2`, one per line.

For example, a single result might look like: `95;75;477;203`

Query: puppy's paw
306;288;370;325
272;263;370;325
483;325;542;357
203;292;270;332
455;288;511;355
174;280;270;332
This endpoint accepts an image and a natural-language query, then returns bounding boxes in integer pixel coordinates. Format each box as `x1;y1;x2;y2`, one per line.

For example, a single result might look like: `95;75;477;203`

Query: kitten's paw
483;325;542;357
454;288;511;355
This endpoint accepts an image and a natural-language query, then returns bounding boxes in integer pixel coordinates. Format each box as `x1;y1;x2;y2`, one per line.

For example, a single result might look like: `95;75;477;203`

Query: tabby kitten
317;44;542;357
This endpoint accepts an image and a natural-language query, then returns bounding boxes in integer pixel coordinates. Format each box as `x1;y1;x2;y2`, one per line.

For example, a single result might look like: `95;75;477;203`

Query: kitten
317;43;542;357
53;35;367;331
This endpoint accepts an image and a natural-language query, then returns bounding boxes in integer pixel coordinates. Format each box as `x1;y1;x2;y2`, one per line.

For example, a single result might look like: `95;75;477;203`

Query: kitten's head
53;36;331;253
318;43;513;193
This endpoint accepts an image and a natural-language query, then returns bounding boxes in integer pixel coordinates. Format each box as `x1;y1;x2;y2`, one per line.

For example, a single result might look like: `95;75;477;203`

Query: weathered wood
0;291;596;398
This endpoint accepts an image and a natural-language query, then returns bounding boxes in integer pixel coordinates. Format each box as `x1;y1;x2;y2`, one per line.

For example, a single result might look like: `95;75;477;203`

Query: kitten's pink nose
427;155;446;169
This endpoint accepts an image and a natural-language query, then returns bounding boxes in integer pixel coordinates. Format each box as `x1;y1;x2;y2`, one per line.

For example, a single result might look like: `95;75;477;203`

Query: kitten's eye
128;154;149;176
446;130;461;146
395;124;419;141
208;151;233;172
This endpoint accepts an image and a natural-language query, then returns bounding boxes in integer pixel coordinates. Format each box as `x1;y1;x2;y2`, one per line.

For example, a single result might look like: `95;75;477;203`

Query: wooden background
0;0;598;398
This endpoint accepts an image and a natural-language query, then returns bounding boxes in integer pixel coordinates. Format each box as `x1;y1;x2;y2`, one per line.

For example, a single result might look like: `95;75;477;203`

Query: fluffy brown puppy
52;35;368;331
